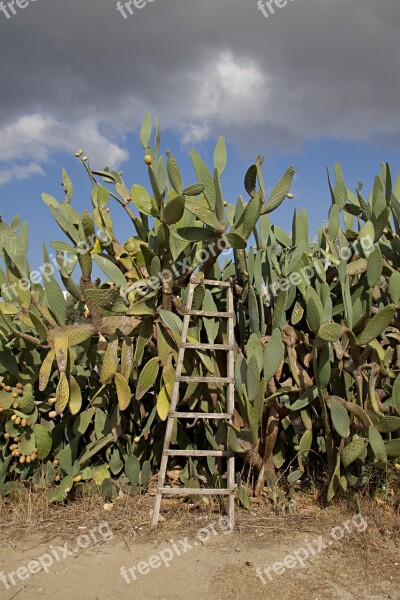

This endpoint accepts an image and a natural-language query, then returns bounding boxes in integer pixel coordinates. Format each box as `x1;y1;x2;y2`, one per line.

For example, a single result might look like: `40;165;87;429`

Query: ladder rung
169;411;232;419
202;279;232;287
181;342;234;350
164;449;230;457
177;376;234;384
159;487;234;495
186;310;233;317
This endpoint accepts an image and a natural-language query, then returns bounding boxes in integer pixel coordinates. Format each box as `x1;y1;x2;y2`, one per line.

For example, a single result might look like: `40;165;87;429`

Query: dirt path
1;507;399;600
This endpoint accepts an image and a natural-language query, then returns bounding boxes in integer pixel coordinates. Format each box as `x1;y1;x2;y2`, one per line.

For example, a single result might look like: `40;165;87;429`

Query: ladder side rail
226;279;235;528
152;282;196;527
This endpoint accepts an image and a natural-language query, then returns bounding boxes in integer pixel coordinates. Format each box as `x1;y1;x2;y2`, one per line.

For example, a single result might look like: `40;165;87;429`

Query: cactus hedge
0;115;399;504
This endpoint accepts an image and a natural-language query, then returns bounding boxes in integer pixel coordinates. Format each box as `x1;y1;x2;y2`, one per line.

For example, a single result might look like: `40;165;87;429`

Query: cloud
0;0;398;183
0;114;128;164
0;114;129;185
0;162;44;186
176;51;270;144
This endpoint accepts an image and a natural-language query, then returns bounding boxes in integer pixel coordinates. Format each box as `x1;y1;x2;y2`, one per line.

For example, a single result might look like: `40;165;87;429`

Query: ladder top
169;411;233;419
181;342;234;350
202;279;232;287
177;375;234;384
186;309;233;318
165;449;231;457
190;275;233;288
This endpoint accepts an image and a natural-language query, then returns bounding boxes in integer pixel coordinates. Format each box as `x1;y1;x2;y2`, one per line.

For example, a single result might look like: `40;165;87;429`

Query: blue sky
0;0;399;273
1;130;398;272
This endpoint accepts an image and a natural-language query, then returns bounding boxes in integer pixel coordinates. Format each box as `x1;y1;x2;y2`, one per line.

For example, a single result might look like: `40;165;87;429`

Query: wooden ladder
152;274;236;528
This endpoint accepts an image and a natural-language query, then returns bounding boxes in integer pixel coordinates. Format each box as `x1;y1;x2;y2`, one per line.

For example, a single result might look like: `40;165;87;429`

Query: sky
0;0;399;271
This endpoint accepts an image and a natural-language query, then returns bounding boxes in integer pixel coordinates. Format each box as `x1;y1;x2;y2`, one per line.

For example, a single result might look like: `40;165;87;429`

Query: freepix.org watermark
116;0;158;20
255;513;367;584
123;234;233;301
120;516;232;584
257;0;296;19
0;227;112;302
0;0;37;20
0;521;113;590
265;233;375;300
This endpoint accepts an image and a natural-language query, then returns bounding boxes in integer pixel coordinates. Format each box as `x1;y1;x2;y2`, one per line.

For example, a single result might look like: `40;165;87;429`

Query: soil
0;493;399;600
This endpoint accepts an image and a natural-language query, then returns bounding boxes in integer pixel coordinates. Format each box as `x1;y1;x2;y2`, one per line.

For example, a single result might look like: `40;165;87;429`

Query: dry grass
0;478;398;546
0;485;285;543
211;503;400;600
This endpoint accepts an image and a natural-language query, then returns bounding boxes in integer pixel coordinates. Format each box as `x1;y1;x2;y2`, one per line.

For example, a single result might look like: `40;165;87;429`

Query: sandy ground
1;504;399;600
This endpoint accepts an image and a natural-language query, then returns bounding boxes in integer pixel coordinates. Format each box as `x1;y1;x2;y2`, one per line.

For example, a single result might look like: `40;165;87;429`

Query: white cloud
0;162;45;186
177;51;269;144
0;114;129;185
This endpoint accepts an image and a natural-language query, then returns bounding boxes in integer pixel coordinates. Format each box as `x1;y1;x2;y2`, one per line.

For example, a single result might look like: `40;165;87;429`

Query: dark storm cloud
0;0;399;181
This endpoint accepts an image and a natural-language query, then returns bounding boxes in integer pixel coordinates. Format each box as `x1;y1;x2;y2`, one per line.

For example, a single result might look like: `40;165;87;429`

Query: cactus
0;115;399;504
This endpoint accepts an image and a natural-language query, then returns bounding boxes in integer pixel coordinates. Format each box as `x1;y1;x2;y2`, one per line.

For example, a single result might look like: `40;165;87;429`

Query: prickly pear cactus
0;115;399;504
